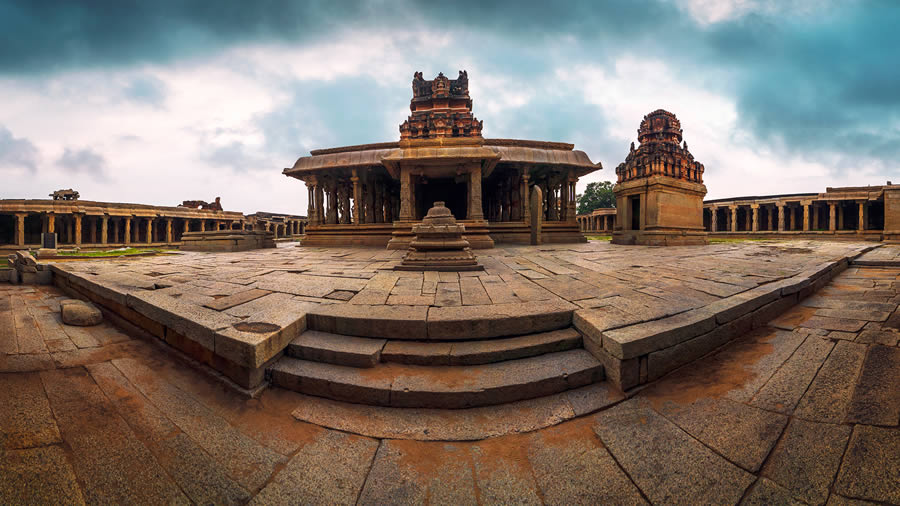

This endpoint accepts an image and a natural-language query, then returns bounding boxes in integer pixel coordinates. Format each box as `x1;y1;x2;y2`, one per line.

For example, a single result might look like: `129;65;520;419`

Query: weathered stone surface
358;440;477;505
762;419;851;505
602;308;716;359
40;367;188;504
291;387;577;440
794;340;867;423
60;299;102;326
203;288;272;311
528;418;647;505
650;396;788;472
740;478;806;506
307;303;429;339
799;315;868;332
426;299;575;340
647;311;753;381
855;329;899;346
0;446;85;505
815;307;891;322
834;425;900;504
594;399;754;504
448;327;582;365
288;330;385;368
0;372;62;449
845;344;900;425
750;335;834;414
381;340;453;365
251;430;378;505
471;436;543;505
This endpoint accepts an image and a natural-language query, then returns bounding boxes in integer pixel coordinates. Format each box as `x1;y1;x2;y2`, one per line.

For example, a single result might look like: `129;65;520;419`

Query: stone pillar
837;203;844;230
548;183;558;221
751;204;759;232
124;217;132;245
74;214;83;246
786;206;794;231
47;212;55;234
14;213;26;246
802;202;810;232
200;219;206;232
112;218;119;243
530;185;543;245
468;165;484;221
351;169;362;225
777;204;785;231
146;219;153;244
101;215;109;244
521;172;531;224
730;206;737;232
66;218;73;245
567;173;578;224
828;203;836;231
89;217;97;244
710;207;717;232
858;201;866;231
166;219;173;243
183;220;190;234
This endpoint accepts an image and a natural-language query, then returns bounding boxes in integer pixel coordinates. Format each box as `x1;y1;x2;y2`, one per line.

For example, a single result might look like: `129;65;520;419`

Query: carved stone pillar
47;212;55;234
146;219;153;244
710;207;717;232
751;204;759;232
365;180;376;224
386;185;396;222
124;218;132;245
730;206;737;232
74;214;83;246
15;213;26;246
858;200;866;231
521;172;531;225
468;164;484;221
510;175;521;221
351;169;361;225
567;172;578;224
777;204;785;231
802;202;810;231
305;179;317;224
374;178;385;223
315;184;325;225
101;215;109;244
183;220;190;234
166;219;173;243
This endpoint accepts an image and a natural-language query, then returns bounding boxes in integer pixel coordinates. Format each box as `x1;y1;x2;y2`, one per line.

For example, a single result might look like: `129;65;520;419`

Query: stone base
388;220;495;250
300;223;395;248
612;229;709;246
394;264;484;271
181;230;275;252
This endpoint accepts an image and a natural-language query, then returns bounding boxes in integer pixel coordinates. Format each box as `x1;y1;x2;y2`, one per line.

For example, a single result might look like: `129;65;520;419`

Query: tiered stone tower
399;71;483;140
395;202;483;271
612;109;709;245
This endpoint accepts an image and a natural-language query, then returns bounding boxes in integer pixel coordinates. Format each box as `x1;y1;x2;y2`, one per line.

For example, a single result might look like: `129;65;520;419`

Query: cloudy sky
0;0;897;215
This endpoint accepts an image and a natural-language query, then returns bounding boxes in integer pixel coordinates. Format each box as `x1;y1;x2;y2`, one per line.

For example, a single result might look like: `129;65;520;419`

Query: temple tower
611;109;708;246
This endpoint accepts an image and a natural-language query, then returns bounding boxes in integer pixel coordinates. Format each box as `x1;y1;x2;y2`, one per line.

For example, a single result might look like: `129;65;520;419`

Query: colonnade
304;171;398;225
705;199;880;233
577;213;616;232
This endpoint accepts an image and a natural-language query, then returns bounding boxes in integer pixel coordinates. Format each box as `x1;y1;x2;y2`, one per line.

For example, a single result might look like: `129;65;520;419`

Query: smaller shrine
395;202;482;271
612;109;708;246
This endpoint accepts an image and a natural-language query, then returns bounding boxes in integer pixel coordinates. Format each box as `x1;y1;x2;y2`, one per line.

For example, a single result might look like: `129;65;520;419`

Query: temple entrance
415;177;468;220
630;196;641;230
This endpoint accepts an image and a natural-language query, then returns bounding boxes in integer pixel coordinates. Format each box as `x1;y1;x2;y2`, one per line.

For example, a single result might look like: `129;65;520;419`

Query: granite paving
1;243;899;504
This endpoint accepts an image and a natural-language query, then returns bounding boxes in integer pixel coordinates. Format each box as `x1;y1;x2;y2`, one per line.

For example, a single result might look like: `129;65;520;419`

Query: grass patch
56;248;161;257
0;257;8;269
586;235;612;241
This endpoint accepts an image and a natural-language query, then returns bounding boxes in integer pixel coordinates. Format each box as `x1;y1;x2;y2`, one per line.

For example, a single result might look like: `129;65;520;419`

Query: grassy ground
0;257;7;268
55;248;162;257
586;235;612;241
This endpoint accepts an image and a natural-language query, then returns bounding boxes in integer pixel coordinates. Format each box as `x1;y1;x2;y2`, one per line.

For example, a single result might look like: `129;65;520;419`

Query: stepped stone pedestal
395;202;483;271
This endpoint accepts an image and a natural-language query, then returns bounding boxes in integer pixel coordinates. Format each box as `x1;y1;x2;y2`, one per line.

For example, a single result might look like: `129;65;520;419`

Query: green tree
576;181;616;214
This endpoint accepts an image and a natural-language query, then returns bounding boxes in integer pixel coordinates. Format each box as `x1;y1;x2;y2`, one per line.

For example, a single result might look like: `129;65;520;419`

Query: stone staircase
268;325;605;409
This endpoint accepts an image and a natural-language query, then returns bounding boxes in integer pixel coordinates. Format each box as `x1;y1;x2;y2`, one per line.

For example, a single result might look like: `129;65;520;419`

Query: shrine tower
611;109;708;245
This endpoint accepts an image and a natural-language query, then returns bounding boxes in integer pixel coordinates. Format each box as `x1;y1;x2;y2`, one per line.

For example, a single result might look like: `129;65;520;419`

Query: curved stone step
381;328;583;366
268;349;604;409
286;330;386;368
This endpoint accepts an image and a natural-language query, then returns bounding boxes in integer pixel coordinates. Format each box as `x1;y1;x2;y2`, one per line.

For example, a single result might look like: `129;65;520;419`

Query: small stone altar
395;202;483;271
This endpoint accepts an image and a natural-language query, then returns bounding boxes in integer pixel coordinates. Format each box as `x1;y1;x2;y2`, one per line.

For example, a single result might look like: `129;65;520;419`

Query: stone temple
283;71;601;248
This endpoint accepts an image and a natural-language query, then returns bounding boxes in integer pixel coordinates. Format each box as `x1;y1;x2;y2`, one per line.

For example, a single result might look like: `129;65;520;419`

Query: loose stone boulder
60;299;103;326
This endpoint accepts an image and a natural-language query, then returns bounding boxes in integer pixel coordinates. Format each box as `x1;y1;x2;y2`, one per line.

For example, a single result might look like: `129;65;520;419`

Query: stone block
426;299;575;340
307;303;428;339
703;284;781;324
647;312;753;381
602;308;717;359
60;299;103;326
583;332;639;391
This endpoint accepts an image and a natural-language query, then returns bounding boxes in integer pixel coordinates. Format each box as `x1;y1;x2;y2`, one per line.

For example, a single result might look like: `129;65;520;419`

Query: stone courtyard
1;241;898;504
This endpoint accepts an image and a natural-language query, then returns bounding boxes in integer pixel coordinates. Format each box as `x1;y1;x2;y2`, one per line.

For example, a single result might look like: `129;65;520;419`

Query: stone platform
44;240;875;397
2;262;898;504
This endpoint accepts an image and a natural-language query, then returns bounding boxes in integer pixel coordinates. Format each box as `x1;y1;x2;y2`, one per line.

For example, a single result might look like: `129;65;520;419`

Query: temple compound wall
703;185;894;241
283;71;602;249
576;208;616;233
0;200;308;250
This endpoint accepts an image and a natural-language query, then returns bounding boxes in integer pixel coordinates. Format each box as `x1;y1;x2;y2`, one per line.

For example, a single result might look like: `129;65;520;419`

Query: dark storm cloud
0;126;39;171
57;147;107;177
3;0;898;170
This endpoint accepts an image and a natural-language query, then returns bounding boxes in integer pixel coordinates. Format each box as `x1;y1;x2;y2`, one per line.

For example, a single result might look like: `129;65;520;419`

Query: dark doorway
416;178;468;220
630;196;641;230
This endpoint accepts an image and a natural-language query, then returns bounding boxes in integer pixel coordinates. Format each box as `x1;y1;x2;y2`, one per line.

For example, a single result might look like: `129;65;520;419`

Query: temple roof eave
283;140;602;179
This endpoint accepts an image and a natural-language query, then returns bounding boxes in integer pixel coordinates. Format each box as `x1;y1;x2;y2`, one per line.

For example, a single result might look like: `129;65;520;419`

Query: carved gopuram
612;109;708;246
283;71;601;249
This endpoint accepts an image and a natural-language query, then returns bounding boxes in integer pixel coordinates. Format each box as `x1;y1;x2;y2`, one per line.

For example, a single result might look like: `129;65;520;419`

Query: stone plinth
395;202;483;271
180;230;275;252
